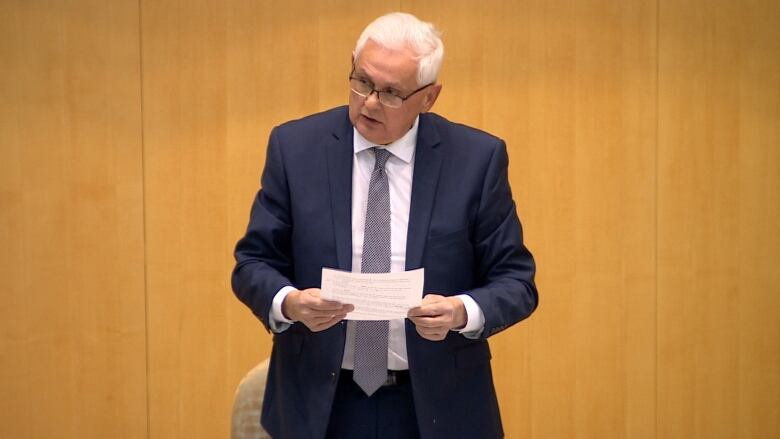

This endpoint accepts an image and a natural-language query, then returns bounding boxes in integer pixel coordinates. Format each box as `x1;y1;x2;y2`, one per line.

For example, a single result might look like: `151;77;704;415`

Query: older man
233;12;537;439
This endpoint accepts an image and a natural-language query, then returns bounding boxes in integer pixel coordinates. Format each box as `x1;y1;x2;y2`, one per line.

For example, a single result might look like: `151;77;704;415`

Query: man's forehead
353;46;418;88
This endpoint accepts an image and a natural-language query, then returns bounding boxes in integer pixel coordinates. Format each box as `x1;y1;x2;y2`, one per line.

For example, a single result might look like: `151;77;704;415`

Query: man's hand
407;294;467;341
282;288;354;332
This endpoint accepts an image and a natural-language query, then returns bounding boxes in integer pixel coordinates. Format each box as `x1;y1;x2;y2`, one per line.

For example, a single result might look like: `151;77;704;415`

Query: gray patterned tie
353;147;391;396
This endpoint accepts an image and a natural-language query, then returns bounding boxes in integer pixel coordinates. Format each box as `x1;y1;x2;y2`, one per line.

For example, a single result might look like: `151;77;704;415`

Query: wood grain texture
141;1;232;437
657;0;780;437
0;1;146;438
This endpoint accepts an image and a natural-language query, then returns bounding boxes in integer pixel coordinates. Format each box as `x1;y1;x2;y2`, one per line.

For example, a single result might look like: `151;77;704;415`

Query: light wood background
1;0;778;438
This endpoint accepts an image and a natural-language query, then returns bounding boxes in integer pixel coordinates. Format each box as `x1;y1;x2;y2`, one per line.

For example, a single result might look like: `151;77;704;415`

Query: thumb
304;288;321;298
421;294;444;305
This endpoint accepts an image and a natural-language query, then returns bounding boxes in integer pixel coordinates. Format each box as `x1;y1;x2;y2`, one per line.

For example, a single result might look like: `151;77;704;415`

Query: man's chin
356;122;389;145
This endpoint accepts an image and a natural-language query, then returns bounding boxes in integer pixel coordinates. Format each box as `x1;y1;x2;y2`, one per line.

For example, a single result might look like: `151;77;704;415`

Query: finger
409;294;445;314
409;315;444;328
310;314;347;332
420;300;455;315
300;289;346;310
408;305;444;318
306;298;349;311
421;294;445;305
407;306;424;318
409;316;452;328
306;309;347;322
411;318;450;333
416;326;446;341
306;308;348;321
307;314;336;324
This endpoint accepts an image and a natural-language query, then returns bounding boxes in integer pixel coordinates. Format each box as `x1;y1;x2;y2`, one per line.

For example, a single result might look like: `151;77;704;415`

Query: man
233;12;537;439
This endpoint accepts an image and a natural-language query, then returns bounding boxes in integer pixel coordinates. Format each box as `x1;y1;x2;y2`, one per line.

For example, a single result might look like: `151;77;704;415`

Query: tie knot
373;147;391;170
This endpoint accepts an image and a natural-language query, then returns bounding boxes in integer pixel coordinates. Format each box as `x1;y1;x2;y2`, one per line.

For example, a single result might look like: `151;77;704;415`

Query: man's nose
365;90;381;107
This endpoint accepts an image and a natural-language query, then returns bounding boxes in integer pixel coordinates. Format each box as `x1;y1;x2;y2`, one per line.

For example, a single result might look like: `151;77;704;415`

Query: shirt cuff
269;286;296;333
454;294;485;338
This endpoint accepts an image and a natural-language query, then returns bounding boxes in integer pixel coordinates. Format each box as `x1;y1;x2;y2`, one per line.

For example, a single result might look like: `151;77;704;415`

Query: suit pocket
274;331;305;357
428;227;470;249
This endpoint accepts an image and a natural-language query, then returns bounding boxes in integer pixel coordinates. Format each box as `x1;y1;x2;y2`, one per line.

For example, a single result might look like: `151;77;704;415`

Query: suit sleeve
468;140;538;338
232;127;295;332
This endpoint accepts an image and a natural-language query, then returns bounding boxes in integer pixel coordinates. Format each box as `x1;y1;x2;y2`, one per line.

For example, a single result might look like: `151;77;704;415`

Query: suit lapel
326;111;443;272
326;113;354;271
406;114;442;271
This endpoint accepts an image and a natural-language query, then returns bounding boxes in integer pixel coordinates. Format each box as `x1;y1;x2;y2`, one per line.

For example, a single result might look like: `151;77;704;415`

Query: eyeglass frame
348;66;434;108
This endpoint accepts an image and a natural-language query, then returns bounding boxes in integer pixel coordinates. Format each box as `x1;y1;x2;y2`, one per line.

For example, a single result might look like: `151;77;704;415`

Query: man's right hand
282;288;354;332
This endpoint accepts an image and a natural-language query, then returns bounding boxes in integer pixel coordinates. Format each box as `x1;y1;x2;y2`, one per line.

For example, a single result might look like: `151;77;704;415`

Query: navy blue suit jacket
233;106;537;439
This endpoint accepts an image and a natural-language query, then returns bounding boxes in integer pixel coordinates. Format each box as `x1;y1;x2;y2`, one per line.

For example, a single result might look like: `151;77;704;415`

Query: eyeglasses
349;68;433;109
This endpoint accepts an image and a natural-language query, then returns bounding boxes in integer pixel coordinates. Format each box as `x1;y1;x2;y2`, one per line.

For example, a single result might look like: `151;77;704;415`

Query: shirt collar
353;116;419;164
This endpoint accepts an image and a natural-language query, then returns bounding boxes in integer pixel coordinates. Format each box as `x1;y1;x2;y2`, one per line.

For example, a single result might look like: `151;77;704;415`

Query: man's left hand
407;294;467;341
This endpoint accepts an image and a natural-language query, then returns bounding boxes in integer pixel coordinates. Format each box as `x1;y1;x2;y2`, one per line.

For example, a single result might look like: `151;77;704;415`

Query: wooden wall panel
734;4;780;437
141;1;232;437
658;0;780;438
0;1;146;438
565;3;657;437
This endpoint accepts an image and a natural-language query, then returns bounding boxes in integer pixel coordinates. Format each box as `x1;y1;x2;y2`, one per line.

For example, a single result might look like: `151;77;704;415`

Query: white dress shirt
269;116;485;370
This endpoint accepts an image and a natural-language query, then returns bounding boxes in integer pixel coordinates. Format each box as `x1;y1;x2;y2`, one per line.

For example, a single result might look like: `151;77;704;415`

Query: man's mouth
361;114;382;125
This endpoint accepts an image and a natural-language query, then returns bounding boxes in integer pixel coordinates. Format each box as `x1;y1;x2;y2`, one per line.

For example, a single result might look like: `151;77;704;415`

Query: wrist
281;290;300;321
448;296;467;330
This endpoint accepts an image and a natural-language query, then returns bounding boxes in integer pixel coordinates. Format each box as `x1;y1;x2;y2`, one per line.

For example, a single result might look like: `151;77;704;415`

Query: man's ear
421;84;442;112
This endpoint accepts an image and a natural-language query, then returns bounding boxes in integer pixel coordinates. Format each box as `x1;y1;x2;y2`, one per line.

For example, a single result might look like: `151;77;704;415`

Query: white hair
353;12;444;86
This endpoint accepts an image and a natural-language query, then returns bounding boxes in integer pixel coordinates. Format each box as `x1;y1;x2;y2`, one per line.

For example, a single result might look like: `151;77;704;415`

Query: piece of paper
320;268;424;320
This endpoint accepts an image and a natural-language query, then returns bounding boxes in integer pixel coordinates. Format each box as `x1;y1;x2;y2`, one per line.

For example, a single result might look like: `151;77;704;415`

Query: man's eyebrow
353;69;404;90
